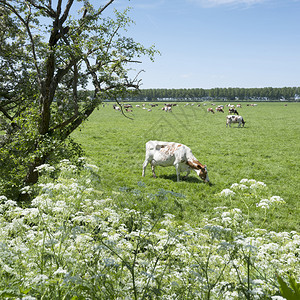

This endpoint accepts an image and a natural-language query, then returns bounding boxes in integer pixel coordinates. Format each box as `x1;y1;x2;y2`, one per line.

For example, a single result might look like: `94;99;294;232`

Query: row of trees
126;87;300;101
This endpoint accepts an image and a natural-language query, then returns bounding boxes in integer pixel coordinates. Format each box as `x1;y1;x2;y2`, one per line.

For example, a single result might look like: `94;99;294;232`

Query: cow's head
195;165;209;183
187;160;210;183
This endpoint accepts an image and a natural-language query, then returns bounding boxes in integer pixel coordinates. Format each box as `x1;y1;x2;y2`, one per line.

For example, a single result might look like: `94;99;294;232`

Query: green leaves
277;275;300;300
0;1;158;197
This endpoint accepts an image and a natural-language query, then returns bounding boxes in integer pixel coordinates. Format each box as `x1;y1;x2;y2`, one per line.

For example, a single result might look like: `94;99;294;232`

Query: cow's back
145;141;187;167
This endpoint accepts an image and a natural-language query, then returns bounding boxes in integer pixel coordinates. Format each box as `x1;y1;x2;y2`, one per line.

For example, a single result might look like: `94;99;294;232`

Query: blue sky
107;0;300;89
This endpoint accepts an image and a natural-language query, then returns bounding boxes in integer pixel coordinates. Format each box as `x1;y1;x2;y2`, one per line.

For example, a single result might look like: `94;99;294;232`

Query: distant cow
216;106;224;113
207;108;214;114
229;108;239;115
142;141;209;183
226;115;245;128
124;104;132;109
162;106;172;112
113;104;121;111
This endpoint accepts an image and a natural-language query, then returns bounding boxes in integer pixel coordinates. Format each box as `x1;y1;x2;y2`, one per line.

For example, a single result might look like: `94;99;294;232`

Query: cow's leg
142;159;149;177
175;164;180;182
182;170;190;180
151;165;157;178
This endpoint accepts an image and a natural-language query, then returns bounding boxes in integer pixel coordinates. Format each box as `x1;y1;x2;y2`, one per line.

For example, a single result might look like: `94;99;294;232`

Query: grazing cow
113;104;121;111
162;106;172;112
226;115;245;128
216;106;224;113
142;141;209;183
229;108;239;115
207;108;214;114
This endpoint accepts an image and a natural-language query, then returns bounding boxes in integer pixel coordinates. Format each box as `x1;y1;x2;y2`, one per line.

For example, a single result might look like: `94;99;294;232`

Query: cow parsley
220;189;235;197
270;196;285;204
250;181;267;189
257;199;270;209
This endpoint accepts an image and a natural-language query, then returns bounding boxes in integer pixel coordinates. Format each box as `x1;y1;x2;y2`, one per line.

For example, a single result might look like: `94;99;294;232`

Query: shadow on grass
160;174;207;184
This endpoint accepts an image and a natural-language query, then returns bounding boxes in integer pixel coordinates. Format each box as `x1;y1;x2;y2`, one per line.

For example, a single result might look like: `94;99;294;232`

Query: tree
0;0;157;199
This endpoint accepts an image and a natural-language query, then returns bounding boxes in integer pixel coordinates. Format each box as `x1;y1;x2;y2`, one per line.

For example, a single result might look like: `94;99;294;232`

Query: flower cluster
0;164;298;299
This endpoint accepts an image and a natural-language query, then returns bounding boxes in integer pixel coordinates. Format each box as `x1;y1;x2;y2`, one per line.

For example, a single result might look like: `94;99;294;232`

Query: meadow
0;101;299;299
71;102;300;232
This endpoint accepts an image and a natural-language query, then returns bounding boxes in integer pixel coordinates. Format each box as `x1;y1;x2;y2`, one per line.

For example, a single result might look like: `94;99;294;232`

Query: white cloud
189;0;267;7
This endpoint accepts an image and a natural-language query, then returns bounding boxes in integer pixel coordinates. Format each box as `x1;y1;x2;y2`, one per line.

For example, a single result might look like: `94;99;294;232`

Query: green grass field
71;102;300;232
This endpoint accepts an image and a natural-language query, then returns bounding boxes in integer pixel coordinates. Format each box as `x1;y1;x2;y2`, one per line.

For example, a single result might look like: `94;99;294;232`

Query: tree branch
59;0;73;24
1;1;42;87
26;0;56;18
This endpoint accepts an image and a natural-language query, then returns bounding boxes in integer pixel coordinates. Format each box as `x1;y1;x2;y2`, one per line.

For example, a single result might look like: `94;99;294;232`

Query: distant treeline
80;87;300;102
129;87;300;102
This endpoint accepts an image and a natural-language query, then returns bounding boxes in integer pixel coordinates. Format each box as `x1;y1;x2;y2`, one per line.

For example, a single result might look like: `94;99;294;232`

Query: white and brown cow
226;115;246;127
142;141;209;182
207;108;215;114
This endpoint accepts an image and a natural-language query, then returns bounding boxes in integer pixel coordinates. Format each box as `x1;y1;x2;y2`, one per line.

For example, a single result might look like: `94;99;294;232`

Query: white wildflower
231;183;248;190
239;184;248;190
240;178;249;183
0;195;8;202
31;274;49;284
84;163;99;171
4;200;17;207
250;182;266;189
214;206;228;210
78;157;86;163
220;189;235;197
3;264;14;273
252;279;265;285
20;186;32;195
256;199;270;209
60;159;70;164
34;164;55;173
53;267;67;276
270;196;285;204
232;208;242;214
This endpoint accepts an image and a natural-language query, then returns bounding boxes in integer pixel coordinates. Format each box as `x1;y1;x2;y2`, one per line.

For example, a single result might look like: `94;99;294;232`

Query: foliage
277;275;300;300
0;0;157;198
121;87;300;101
0;160;299;299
